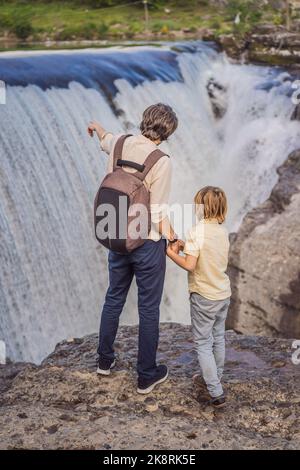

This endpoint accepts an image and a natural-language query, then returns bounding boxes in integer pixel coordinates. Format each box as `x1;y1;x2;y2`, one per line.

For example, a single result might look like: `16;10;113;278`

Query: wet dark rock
291;104;300;121
206;78;227;119
0;324;299;450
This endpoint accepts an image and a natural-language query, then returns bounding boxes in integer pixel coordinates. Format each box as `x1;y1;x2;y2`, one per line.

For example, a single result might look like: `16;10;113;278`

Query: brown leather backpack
94;134;167;253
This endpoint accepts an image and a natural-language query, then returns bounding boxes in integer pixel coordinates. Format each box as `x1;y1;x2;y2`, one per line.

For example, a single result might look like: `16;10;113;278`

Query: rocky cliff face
228;150;300;338
0;324;299;450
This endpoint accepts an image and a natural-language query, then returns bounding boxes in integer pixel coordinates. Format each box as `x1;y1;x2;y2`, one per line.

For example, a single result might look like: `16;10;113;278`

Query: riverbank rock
0;324;299;450
216;26;300;68
228;150;300;338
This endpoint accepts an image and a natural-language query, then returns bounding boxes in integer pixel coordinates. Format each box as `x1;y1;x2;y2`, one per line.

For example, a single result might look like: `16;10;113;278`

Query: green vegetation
0;0;297;45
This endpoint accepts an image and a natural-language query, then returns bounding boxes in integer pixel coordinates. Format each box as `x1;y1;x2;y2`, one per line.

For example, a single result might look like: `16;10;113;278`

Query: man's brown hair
194;186;228;224
140;103;178;142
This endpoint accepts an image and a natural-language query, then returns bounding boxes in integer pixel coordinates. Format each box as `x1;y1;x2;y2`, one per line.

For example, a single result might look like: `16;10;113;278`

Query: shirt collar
137;134;155;144
198;218;220;224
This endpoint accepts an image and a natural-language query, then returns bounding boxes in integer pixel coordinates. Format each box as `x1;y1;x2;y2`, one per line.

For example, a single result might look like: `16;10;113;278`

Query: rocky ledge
228;150;300;338
210;26;300;68
0;324;299;450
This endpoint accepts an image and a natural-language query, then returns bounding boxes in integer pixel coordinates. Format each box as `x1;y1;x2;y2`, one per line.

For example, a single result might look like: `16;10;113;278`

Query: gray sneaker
210;395;226;409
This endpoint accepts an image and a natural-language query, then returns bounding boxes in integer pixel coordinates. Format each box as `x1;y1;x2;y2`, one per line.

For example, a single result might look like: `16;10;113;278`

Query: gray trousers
190;292;230;398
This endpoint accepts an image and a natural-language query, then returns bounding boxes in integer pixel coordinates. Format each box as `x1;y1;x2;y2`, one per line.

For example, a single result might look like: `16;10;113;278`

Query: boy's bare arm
166;245;197;272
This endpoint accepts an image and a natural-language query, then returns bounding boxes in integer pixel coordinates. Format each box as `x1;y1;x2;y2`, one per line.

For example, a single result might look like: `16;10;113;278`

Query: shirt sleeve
101;133;119;174
149;156;172;223
100;132;115;155
184;226;203;257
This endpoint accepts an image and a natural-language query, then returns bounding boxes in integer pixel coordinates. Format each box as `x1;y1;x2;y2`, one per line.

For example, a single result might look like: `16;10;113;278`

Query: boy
88;103;179;394
167;186;231;408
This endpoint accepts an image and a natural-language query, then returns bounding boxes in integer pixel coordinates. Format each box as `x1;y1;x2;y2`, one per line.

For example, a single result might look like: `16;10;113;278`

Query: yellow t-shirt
183;219;231;301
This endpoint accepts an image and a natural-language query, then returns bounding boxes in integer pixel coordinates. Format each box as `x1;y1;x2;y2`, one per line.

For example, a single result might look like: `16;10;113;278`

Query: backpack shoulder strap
113;134;132;171
135;149;169;181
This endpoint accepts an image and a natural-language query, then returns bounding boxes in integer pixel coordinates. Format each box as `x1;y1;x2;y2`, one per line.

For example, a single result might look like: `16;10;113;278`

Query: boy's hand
168;241;180;255
177;239;185;251
166;245;174;257
167;240;185;255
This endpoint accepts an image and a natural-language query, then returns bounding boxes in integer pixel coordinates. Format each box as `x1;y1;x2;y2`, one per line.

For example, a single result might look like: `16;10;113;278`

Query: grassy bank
0;0;295;47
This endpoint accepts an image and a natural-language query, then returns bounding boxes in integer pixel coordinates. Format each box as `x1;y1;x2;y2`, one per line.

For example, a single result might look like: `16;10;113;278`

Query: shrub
210;20;222;30
55;22;108;40
227;0;252;20
81;22;97;38
151;20;164;33
98;22;109;37
13;16;34;39
226;0;264;29
273;14;284;26
0;13;12;30
151;20;177;33
248;11;263;23
128;21;143;34
55;26;79;41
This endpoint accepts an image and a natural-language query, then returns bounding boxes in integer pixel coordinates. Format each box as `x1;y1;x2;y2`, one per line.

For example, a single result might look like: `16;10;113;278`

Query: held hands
177;239;185;251
167;239;185;257
166;244;176;257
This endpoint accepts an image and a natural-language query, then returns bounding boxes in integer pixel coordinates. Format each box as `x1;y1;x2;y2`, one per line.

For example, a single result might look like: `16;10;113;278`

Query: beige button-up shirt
100;133;172;241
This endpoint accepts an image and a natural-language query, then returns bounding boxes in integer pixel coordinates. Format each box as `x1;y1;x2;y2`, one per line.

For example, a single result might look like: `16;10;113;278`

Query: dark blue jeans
98;239;166;380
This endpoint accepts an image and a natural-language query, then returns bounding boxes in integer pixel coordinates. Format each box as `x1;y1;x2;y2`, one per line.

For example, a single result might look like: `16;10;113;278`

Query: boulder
228;150;300;338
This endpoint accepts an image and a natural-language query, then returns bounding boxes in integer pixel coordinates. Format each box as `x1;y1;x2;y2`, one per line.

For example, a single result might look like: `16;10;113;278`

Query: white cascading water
0;43;299;363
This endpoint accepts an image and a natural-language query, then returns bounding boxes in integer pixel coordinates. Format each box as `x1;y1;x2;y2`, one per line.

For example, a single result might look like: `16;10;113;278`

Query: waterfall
1;42;299;363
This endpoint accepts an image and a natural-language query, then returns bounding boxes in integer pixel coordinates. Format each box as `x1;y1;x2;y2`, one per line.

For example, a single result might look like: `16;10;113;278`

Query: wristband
168;238;178;244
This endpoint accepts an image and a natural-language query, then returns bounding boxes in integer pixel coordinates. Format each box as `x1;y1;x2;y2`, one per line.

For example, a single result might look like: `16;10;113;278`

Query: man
88;103;178;394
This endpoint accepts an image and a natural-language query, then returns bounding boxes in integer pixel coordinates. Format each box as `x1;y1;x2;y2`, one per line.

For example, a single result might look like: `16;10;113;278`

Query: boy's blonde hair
194;186;227;224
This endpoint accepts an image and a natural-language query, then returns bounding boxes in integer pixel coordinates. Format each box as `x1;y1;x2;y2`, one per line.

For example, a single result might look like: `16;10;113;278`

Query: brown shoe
192;374;210;402
210;395;226;409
